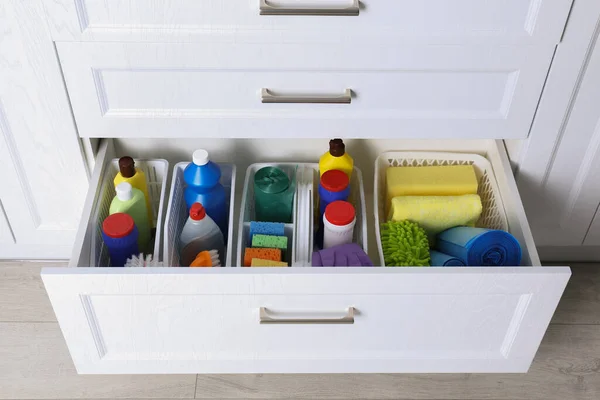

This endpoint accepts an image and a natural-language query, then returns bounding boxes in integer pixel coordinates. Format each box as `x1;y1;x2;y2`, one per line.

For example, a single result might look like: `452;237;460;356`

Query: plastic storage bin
308;165;368;265
237;163;367;267
92;158;169;267
164;162;236;267
237;163;298;267
374;151;509;266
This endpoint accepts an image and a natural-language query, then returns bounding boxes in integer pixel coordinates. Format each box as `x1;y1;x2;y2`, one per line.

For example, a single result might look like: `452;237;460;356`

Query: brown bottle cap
118;156;136;178
329;139;346;157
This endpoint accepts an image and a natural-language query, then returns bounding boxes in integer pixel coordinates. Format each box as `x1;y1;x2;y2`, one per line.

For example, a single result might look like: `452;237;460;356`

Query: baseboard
539;246;600;263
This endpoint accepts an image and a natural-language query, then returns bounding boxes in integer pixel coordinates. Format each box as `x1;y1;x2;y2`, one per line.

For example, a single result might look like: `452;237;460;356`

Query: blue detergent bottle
183;149;228;240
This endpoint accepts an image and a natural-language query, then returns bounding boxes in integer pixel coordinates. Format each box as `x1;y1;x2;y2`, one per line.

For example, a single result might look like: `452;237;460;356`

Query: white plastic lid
192;149;209;166
115;182;133;201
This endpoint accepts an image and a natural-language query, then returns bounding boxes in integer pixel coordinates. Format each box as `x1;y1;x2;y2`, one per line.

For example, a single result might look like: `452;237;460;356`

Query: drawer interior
70;137;540;268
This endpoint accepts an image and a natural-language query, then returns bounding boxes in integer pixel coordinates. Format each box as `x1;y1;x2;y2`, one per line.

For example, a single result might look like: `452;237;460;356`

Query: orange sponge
244;248;281;267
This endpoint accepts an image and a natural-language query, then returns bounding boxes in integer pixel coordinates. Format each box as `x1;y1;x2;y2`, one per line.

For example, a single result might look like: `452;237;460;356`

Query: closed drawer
45;0;572;45
41;138;570;374
58;42;555;140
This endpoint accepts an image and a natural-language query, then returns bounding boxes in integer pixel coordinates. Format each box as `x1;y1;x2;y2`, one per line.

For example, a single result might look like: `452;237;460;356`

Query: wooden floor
1;262;599;400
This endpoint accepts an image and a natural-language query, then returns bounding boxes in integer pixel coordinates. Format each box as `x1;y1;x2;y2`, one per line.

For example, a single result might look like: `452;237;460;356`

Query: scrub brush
190;250;221;267
124;253;163;267
380;220;430;267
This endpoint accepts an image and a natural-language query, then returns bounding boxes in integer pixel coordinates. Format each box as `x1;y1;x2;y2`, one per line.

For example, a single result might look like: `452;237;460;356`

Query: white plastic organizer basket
92;158;169;267
237;163;367;267
164;162;236;267
374;151;509;266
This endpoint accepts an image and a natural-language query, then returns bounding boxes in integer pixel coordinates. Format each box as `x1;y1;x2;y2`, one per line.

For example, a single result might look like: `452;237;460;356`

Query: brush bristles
207;250;221;267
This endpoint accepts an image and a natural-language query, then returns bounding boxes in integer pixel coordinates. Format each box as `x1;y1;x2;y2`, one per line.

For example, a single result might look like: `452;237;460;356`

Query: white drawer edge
68;139;113;267
489;139;541;266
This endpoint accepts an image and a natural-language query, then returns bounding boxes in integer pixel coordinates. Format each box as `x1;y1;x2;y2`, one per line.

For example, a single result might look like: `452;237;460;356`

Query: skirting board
540;246;600;262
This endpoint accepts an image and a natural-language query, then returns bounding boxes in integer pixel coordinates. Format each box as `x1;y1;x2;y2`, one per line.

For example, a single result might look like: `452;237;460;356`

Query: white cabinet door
517;0;600;250
0;0;89;258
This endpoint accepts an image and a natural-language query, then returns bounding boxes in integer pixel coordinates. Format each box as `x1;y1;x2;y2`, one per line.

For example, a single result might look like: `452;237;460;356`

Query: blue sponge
249;221;285;245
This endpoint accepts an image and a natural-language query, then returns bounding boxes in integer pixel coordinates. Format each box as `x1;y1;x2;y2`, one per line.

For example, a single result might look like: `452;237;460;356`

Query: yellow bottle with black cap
319;138;353;179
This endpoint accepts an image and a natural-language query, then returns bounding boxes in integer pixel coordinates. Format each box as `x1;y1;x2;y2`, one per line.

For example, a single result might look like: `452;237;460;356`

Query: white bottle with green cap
109;182;151;252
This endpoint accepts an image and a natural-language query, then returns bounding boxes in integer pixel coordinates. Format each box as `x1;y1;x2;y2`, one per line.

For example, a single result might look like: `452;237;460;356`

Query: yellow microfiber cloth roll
388;194;483;241
386;165;478;213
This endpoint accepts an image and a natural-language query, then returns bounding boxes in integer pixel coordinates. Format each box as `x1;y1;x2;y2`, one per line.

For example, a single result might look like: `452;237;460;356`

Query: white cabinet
16;0;579;375
0;0;89;259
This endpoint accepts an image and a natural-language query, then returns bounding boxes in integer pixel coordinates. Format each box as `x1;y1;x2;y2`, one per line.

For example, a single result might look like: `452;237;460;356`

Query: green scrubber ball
380;220;430;267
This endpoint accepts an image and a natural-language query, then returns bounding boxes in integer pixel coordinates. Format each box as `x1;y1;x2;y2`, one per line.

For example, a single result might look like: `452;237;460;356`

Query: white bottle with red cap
323;200;356;249
179;202;225;266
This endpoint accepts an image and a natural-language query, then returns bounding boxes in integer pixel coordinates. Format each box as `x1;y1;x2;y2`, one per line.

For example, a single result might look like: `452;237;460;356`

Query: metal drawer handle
259;307;355;324
260;0;359;16
261;88;352;104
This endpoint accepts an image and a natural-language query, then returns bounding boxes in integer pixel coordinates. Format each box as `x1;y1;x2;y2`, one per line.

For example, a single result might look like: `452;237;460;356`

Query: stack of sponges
244;221;288;267
380;220;430;267
385;165;482;241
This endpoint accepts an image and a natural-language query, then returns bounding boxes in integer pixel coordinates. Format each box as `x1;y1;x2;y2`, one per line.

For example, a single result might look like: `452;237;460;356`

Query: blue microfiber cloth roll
429;250;465;267
436;227;522;266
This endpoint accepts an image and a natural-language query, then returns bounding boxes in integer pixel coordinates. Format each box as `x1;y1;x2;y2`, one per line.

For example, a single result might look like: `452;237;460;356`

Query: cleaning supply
251;234;288;252
249;221;285;244
319;169;350;216
102;213;139;267
380;220;430;267
312;243;373;267
184;149;229;239
436;227;522;266
114;156;153;226
385;164;478;213
179;202;225;266
250;259;288;267
323;200;356;249
244;248;282;267
124;253;163;267
388;194;482;241
429;250;466;267
319;138;353;179
189;250;221;267
109;182;151;252
254;166;295;223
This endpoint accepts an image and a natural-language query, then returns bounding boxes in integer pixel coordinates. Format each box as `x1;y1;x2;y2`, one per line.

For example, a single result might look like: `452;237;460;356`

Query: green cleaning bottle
109;182;151;252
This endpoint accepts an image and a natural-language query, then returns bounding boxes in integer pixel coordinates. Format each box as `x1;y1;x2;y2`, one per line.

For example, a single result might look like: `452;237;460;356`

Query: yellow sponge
250;259;288;267
386;165;478;212
388;194;483;241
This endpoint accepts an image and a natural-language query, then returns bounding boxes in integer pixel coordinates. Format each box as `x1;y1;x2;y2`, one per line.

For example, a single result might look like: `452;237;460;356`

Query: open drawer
41;138;570;374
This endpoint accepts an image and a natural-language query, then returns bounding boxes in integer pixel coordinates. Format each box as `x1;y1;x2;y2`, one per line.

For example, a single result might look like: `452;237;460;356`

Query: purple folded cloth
312;243;373;267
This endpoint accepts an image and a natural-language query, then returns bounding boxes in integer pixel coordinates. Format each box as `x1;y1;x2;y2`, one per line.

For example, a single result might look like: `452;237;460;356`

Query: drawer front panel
42;268;569;374
41;139;571;374
87;293;522;360
46;0;572;44
58;42;555;139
